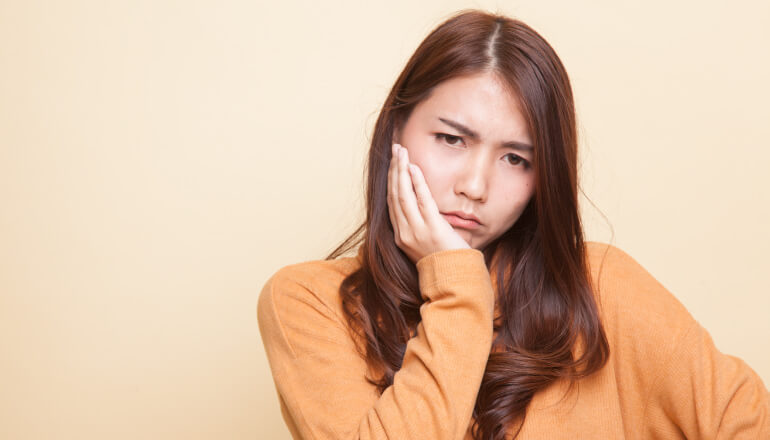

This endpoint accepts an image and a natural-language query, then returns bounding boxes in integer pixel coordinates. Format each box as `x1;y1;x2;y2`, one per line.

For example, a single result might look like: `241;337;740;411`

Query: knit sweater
257;242;770;439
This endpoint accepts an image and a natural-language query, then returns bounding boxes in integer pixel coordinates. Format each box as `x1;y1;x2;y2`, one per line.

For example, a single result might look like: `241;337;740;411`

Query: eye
434;133;464;147
504;153;531;170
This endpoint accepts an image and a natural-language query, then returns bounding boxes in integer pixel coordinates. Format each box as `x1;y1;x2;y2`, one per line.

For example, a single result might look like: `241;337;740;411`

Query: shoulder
262;253;359;299
257;254;359;360
583;242;701;404
583;241;696;357
584;241;693;323
257;253;359;328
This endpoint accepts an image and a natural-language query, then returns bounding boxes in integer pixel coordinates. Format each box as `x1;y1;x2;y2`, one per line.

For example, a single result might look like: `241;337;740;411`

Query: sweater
257;242;770;439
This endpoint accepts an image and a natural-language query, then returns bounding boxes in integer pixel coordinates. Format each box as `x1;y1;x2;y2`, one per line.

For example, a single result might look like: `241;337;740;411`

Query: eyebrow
438;117;534;152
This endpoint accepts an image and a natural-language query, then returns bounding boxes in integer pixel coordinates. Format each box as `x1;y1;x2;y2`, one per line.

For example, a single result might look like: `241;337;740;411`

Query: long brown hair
327;9;610;439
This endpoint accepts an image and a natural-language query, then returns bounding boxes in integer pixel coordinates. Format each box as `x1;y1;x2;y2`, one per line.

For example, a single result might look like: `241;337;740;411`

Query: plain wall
0;0;768;438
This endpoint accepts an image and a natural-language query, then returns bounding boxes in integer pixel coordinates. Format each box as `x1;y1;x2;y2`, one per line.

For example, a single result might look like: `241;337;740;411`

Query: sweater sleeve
598;244;770;439
257;248;495;440
644;319;770;439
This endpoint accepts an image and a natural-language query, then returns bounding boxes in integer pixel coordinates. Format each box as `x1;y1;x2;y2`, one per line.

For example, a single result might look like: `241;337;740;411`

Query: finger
408;163;442;227
392;145;411;232
387;170;398;235
388;143;406;235
387;143;397;227
397;147;426;231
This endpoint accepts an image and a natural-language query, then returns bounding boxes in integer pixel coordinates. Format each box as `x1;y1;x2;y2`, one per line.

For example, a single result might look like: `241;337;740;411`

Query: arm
257;248;495;440
643;320;770;439
591;243;770;439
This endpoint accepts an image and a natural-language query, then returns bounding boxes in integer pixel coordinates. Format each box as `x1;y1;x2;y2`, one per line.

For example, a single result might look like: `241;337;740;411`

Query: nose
454;150;488;203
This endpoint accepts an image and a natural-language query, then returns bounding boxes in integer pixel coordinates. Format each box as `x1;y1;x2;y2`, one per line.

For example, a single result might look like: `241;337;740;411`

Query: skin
387;71;536;263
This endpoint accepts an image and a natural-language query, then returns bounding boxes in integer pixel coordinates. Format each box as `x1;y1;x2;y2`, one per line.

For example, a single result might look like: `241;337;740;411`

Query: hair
326;9;610;440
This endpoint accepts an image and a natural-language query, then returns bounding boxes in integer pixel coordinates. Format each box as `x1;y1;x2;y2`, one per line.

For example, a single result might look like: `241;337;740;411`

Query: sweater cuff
415;248;489;296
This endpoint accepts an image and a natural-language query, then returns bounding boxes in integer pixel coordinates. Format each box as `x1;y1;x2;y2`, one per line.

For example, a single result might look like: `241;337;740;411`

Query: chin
458;231;482;250
471;241;487;251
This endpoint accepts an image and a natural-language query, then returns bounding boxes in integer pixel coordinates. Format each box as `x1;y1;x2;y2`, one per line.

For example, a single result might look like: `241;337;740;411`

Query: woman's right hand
387;143;471;264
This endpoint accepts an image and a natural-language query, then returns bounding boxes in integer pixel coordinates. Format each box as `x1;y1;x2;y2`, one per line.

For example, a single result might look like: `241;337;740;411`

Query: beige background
0;0;768;438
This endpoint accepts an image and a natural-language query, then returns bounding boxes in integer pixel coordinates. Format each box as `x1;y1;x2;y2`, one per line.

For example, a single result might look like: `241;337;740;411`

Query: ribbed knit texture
257;242;770;439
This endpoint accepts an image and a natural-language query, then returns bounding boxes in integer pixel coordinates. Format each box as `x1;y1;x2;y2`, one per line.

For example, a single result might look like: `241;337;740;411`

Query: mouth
441;211;482;230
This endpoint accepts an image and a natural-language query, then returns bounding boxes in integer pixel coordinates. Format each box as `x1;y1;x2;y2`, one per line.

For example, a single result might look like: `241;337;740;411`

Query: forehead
410;72;530;142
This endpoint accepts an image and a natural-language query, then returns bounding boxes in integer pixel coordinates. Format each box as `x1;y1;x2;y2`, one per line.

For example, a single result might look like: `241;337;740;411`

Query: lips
441;211;482;229
443;210;481;223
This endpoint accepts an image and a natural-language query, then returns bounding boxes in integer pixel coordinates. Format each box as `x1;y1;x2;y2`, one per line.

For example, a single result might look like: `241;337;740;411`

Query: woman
258;10;769;439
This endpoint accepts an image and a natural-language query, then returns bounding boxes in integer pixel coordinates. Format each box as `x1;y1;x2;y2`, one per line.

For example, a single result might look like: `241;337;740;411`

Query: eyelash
434;133;531;170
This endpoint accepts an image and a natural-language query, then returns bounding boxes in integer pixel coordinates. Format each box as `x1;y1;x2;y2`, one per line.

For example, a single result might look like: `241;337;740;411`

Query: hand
387;143;471;264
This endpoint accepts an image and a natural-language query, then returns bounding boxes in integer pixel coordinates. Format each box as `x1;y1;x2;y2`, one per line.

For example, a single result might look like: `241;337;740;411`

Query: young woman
258;10;769;439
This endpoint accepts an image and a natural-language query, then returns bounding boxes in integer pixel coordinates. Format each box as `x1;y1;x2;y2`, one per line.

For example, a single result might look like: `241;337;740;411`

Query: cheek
495;177;535;221
415;161;447;199
407;148;450;197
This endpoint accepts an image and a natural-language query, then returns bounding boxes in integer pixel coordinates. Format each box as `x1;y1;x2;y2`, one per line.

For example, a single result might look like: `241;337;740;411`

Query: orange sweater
257;242;770;439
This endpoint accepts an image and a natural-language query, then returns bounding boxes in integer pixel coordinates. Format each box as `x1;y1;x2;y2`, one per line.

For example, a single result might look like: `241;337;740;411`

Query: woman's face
394;71;536;251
